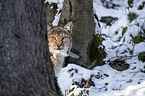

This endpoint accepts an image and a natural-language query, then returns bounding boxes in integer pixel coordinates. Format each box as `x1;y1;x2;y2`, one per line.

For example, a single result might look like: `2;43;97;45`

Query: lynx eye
51;36;56;40
62;36;68;40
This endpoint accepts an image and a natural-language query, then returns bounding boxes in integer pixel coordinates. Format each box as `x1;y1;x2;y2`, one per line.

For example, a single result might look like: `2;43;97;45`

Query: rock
100;16;118;26
109;59;130;71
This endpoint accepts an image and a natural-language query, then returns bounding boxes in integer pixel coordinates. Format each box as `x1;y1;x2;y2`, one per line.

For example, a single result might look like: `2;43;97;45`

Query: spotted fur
47;22;72;76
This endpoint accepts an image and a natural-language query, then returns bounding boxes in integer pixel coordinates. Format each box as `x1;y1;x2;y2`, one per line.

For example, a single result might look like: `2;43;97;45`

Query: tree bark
58;0;72;26
70;0;95;68
0;0;60;96
58;0;106;69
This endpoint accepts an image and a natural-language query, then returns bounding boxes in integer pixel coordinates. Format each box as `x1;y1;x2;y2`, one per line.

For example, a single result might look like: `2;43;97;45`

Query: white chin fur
49;45;69;59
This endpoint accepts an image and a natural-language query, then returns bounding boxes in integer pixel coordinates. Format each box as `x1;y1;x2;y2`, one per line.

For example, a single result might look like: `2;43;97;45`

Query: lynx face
47;22;72;76
48;27;71;51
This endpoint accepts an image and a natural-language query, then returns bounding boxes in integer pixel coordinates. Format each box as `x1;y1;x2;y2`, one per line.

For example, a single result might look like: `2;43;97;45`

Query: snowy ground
58;64;145;96
45;0;145;95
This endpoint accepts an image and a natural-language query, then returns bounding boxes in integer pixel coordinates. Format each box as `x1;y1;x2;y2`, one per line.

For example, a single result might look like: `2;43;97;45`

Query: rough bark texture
70;0;95;68
0;0;60;96
58;0;72;26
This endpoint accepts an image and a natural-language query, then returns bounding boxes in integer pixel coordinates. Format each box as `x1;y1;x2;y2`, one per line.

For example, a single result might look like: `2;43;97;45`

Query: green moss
87;34;107;68
122;27;128;37
130;31;144;44
128;12;138;22
128;0;134;8
138;51;145;62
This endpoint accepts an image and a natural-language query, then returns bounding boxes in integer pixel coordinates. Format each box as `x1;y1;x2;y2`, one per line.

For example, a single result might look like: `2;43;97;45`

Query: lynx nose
57;45;61;48
57;44;62;50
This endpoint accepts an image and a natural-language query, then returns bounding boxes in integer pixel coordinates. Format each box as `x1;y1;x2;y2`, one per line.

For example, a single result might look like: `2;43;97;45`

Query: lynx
47;22;72;76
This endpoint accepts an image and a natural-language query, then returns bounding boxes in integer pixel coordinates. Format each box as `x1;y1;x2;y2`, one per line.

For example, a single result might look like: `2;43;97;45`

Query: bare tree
45;2;58;26
59;0;95;68
0;0;60;96
58;0;72;26
71;0;95;68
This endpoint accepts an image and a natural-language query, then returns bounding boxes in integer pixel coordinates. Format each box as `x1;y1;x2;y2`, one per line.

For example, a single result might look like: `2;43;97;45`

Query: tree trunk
0;0;60;96
58;0;72;26
45;2;58;26
70;0;95;68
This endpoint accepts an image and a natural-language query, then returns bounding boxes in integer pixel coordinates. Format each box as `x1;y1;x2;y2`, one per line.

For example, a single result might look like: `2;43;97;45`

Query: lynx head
47;22;72;51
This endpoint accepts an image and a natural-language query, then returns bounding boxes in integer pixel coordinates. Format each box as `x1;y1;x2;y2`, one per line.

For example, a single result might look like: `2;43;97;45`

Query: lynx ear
64;21;72;32
47;24;52;37
47;24;52;32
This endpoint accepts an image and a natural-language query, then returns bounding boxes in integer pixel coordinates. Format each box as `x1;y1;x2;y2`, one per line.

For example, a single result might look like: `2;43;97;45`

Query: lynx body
47;22;72;76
